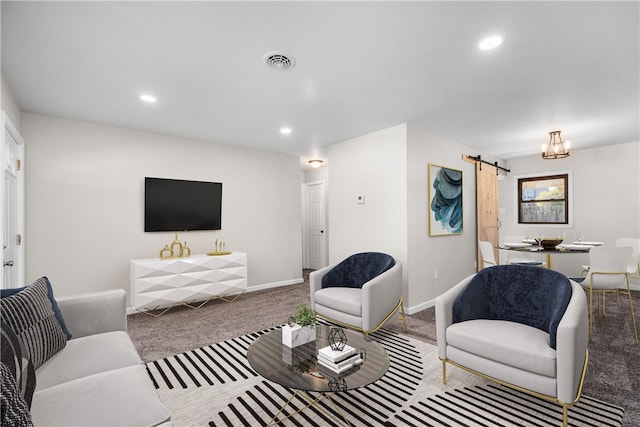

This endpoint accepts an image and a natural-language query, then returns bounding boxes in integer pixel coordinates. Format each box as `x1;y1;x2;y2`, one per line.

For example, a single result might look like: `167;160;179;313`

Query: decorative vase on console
282;304;317;348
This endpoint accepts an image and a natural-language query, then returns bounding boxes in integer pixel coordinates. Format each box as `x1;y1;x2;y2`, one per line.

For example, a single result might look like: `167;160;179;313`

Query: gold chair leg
628;294;638;344
588;287;593;340
562;404;568;427
399;298;408;333
625;275;639;344
441;359;447;385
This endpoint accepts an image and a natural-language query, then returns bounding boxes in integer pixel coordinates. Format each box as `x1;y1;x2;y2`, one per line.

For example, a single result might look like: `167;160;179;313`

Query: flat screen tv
144;177;222;232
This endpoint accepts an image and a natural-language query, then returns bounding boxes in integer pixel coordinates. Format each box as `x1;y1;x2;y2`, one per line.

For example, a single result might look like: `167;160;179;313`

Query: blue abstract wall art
429;163;463;236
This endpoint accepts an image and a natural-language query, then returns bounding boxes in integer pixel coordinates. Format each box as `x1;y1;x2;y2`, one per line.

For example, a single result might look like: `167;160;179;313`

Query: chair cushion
452;265;572;349
314;288;362;316
321;252;395;289
446;319;557;377
30;365;171;427
35;331;142;391
0;279;67;369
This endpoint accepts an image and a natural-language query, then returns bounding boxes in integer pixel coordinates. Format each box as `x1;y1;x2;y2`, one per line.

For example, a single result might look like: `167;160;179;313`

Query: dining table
499;240;603;269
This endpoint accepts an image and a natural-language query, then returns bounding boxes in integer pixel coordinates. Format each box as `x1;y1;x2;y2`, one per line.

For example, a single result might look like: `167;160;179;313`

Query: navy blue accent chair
310;252;406;334
321;252;395;289
452;265;572;349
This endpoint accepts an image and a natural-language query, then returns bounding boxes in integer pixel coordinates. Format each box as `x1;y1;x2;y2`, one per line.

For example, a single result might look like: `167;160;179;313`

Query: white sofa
29;289;172;427
436;265;589;427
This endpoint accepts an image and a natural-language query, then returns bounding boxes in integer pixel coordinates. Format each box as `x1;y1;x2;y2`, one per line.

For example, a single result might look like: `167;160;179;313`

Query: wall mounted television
144;177;222;232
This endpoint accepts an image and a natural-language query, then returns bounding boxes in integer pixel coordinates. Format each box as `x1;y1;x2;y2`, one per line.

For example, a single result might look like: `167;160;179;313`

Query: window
518;174;569;224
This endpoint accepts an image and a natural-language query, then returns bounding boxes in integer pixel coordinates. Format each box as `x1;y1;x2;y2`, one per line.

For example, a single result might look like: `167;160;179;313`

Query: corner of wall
1;73;22;131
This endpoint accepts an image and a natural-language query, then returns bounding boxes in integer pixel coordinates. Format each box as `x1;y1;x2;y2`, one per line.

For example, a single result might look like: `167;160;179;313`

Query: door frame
1;111;26;289
302;180;328;270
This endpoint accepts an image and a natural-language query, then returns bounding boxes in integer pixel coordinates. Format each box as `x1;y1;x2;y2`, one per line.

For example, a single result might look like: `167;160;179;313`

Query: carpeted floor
128;271;639;426
143;326;623;427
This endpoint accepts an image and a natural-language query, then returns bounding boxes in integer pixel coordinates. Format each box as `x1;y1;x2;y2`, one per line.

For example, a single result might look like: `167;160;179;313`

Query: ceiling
2;1;638;168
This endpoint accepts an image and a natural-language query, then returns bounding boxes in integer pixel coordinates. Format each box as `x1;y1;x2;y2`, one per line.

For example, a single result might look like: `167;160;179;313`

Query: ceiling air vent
263;51;296;70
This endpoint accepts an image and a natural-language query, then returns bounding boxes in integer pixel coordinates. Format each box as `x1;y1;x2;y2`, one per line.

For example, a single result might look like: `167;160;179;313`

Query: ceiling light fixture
308;160;324;168
541;130;570;159
478;35;504;51
140;94;157;103
280;127;292;135
264;51;296;70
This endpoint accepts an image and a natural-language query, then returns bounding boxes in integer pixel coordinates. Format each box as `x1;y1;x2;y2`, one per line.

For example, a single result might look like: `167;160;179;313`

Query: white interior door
305;181;327;270
2;112;25;289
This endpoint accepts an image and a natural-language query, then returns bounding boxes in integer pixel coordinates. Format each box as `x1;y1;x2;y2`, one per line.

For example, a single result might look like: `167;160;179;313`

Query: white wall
327;123;479;312
406;124;477;311
304;164;328;184
328;124;408;285
22;113;303;302
1;73;22;130
499;141;640;281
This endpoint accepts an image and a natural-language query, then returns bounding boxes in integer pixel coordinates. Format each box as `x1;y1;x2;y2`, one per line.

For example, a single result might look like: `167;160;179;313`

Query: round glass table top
247;324;389;392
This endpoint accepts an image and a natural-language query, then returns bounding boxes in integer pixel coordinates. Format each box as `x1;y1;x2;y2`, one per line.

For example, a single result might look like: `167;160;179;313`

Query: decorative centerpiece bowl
538;238;563;249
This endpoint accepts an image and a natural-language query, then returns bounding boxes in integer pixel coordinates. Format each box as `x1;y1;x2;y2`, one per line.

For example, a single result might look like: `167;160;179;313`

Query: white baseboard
247;277;304;292
126;277;304;316
405;298;435;315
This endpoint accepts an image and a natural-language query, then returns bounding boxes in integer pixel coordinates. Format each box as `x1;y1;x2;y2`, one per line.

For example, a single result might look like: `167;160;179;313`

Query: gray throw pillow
0;279;67;369
0;362;34;426
0;277;72;340
0;321;36;408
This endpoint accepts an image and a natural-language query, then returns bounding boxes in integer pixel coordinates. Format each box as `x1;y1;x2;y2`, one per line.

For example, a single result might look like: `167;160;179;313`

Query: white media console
130;252;247;314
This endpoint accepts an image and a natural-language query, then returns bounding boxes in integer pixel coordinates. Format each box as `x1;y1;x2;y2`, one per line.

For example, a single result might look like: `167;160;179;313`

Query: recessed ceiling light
140;94;157;103
478;35;504;51
280;127;292;135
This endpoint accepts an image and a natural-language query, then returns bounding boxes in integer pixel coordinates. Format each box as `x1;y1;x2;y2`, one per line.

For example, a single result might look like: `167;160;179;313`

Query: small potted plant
293;304;317;328
282;304;317;347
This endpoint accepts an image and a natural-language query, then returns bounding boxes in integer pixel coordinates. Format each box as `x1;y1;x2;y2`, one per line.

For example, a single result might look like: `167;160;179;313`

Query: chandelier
541;130;570;159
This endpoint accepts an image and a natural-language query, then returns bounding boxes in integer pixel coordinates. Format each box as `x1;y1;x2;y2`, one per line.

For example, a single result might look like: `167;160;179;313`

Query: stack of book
317;345;362;374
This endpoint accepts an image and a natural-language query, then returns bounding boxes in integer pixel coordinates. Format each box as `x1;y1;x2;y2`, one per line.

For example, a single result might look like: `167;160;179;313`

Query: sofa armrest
435;274;476;359
361;262;402;331
56;289;127;339
555;280;589;404
309;264;334;308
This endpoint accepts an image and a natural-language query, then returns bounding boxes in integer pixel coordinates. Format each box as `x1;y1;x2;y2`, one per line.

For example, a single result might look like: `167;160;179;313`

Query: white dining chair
503;235;544;266
479;240;497;269
577;246;638;344
616;238;640;280
581;237;640;278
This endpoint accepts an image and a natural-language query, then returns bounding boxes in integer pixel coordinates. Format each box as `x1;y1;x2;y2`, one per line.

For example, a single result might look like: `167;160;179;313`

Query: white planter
282;324;316;348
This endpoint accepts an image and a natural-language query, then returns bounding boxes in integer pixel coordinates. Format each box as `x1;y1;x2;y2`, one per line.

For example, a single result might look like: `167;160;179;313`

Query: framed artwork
429;163;463;236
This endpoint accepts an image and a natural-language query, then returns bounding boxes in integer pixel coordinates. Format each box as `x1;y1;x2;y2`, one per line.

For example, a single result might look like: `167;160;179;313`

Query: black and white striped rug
145;327;624;427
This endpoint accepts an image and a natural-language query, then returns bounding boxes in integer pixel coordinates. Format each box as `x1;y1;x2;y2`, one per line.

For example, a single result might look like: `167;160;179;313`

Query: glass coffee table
247;324;389;426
